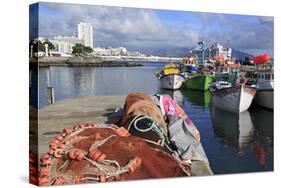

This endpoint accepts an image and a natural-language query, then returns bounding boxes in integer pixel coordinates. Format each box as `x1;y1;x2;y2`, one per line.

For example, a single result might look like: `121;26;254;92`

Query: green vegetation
29;39;55;53
72;43;93;56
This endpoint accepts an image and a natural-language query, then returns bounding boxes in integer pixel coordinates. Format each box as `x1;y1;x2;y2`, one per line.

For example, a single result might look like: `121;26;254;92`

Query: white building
93;47;127;56
50;36;83;55
77;22;93;48
209;42;232;60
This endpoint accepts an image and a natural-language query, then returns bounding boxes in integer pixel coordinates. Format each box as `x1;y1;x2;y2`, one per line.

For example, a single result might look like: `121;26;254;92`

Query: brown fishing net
38;123;190;186
120;92;167;131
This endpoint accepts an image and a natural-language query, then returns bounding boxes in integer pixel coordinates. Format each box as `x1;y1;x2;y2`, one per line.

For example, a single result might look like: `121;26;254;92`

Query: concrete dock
35;95;213;176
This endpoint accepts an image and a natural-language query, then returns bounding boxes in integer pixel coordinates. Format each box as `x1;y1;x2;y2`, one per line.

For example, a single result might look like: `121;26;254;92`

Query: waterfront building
77;22;93;48
192;42;232;63
209;42;232;61
93;47;127;56
50;36;83;55
127;51;142;57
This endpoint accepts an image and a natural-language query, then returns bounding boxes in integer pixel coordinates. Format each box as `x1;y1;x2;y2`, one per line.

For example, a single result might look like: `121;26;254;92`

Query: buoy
40;167;50;177
49;143;57;150
73;125;80;131
29;166;37;175
48;149;54;155
40;153;50;162
96;153;106;163
68;149;79;160
76;151;86;161
54;149;63;159
63;128;71;135
79;124;86;129
41;158;52;166
89;149;102;161
129;157;142;173
57;143;66;149
116;127;130;137
55;135;64;142
39;177;49;185
99;174;106;182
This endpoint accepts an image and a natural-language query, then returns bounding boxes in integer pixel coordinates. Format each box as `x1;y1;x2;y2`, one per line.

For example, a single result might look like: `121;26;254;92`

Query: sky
29;2;274;56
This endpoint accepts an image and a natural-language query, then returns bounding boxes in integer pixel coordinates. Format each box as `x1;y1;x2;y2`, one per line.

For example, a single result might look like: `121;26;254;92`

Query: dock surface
36;95;213;176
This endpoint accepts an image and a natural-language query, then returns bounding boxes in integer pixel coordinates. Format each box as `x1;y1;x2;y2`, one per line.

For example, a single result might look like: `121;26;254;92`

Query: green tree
29;39;55;53
72;43;93;56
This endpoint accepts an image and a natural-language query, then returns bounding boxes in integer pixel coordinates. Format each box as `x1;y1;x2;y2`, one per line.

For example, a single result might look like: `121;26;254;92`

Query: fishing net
120;92;167;131
38;123;190;186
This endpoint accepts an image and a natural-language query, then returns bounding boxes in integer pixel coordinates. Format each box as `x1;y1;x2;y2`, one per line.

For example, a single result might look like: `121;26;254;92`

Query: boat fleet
156;44;274;114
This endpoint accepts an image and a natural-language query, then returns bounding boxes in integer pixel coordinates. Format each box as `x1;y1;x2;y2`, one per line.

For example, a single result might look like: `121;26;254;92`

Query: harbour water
38;62;273;174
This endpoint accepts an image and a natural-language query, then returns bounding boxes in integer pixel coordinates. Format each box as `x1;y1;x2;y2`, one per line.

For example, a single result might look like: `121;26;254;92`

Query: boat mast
198;41;205;65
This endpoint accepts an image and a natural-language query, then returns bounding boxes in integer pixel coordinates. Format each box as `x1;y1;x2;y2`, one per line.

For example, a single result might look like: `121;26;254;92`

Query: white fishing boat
159;74;184;90
157;64;184;90
255;68;274;109
251;54;274;110
210;62;255;113
211;84;256;113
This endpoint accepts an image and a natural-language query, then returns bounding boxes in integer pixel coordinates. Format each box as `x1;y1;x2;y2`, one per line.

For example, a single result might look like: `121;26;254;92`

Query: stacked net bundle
120;92;167;131
38;123;191;186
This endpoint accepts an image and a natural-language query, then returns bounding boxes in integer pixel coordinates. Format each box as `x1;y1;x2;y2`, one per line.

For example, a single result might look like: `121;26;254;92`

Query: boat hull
254;89;273;110
211;85;256;113
184;75;213;91
160;74;184;90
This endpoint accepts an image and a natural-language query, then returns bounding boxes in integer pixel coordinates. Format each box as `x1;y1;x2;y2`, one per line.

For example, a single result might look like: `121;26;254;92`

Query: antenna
227;40;230;48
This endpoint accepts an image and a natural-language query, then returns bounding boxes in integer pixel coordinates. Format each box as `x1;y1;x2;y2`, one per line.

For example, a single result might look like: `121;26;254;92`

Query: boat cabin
216;64;240;74
256;69;274;90
163;63;180;75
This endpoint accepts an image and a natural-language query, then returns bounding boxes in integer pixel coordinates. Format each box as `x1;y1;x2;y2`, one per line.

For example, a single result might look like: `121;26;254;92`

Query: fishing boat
253;54;274;110
210;65;256;113
157;64;185;90
183;74;213;91
211;84;256;113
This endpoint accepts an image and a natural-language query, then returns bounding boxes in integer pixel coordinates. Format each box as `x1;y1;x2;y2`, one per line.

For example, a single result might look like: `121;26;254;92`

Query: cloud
196;13;274;55
258;16;274;25
37;2;273;56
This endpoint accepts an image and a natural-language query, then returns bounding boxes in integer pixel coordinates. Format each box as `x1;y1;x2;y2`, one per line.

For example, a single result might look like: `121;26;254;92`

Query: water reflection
210;104;273;171
159;89;184;105
210;106;254;154
39;66;160;107
250;106;273;166
183;89;211;108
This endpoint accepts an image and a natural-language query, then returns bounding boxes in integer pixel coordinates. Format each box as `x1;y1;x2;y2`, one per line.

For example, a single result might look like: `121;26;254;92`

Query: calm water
37;62;273;174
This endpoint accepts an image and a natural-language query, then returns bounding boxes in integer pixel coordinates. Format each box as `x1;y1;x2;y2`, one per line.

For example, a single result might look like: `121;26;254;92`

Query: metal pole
46;68;55;105
47;87;55;105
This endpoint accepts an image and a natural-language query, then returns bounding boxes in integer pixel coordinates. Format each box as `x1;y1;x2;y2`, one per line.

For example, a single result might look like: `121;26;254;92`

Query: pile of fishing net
38;123;191;186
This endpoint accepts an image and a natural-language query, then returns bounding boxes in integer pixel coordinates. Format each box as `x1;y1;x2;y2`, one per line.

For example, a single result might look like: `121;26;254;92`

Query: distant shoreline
30;56;144;67
30;55;183;68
